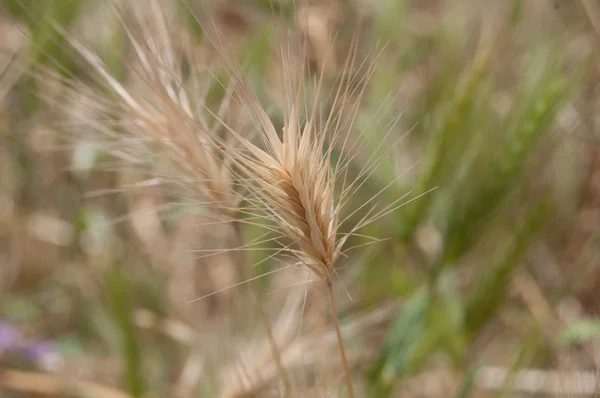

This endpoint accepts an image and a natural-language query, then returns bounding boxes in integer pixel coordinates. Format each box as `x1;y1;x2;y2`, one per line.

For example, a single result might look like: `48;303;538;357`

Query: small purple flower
22;340;54;359
0;321;21;350
21;340;63;371
0;320;63;371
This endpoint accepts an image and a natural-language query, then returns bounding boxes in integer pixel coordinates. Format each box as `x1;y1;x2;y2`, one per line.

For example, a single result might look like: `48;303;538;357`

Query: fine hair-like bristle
193;7;388;396
61;0;241;218
196;6;377;283
49;1;403;396
230;104;340;280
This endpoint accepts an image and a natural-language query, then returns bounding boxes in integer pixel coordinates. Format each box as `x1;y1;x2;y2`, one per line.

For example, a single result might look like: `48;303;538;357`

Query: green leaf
440;42;569;262
398;275;466;375
436;272;467;364
377;288;431;383
555;319;600;345
455;361;484;398
398;40;492;243
106;265;146;397
464;198;551;335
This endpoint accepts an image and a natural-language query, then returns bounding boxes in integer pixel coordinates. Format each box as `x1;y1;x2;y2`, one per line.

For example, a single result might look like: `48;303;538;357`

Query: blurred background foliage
2;0;600;397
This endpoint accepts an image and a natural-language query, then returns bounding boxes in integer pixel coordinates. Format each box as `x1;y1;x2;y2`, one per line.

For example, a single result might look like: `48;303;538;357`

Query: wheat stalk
232;104;354;395
190;6;392;395
229;103;355;395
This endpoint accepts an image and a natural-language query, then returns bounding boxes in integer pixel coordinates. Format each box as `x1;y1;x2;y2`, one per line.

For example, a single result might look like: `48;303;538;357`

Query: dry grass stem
0;369;131;398
327;278;355;397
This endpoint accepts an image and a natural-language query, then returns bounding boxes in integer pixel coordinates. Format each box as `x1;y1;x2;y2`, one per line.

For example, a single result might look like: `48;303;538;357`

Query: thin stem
255;291;292;396
326;278;355;398
0;368;130;398
232;221;292;397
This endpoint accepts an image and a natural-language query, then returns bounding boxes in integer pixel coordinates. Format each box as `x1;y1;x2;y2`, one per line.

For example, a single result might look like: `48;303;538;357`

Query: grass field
1;0;600;397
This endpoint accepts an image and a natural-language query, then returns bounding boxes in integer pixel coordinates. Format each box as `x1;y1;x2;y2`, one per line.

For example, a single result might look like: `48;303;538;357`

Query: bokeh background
2;0;600;396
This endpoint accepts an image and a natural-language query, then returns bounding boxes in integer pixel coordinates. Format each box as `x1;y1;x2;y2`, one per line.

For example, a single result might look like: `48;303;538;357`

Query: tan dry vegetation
2;0;600;397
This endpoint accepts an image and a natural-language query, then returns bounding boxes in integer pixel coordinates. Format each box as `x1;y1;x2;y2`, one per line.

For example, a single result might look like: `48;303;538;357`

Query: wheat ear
198;16;355;391
229;104;354;396
182;2;397;394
